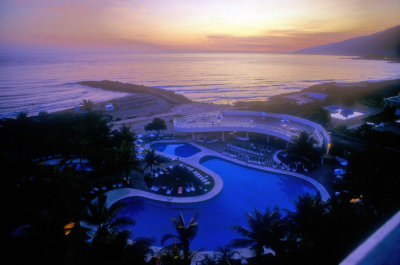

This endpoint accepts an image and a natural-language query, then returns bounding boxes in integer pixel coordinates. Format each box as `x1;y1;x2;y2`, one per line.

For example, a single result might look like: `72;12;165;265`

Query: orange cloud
1;0;399;52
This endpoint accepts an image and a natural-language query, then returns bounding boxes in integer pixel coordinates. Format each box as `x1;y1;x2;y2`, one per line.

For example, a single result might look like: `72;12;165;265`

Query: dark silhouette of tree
144;148;162;171
289;193;327;240
302;105;331;126
231;207;286;262
285;131;321;162
81;99;94;112
158;244;186;265
145;117;167;135
83;194;134;236
161;212;200;265
74;195;153;265
112;126;141;184
215;246;240;265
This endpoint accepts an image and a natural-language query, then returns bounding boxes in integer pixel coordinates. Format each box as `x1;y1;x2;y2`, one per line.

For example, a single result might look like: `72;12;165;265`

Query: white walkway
105;140;330;207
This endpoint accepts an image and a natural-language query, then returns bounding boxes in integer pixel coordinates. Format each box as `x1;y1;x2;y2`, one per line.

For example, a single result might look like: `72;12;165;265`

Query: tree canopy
285;131;322;162
144;117;167;134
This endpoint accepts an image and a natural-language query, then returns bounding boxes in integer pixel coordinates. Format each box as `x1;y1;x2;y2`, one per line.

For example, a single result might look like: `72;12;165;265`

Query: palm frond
161;233;178;246
110;216;135;229
232;225;252;237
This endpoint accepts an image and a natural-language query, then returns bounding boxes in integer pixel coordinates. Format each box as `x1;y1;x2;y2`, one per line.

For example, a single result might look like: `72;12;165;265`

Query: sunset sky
1;0;399;53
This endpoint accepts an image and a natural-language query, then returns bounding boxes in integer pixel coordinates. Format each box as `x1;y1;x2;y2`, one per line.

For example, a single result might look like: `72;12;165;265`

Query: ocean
0;52;399;117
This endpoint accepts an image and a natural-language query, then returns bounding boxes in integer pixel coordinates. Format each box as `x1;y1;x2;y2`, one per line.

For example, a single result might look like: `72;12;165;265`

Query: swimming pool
115;156;318;250
151;142;201;157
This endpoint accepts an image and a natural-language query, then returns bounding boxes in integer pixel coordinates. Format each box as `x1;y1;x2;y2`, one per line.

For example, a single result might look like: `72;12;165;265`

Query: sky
0;0;399;53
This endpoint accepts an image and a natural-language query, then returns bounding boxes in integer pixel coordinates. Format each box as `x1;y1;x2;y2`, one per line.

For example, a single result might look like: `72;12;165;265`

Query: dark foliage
1;112;148;265
145;117;167;134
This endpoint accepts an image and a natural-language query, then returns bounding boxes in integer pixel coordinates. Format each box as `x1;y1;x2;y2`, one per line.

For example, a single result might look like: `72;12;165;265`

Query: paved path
174;140;330;201
105;140;330;207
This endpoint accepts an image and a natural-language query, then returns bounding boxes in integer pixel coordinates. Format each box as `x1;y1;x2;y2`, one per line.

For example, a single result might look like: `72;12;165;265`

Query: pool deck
105;140;330;207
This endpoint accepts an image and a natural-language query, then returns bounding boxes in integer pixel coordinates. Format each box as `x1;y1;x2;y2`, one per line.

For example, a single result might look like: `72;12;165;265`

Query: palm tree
81;99;94;112
83;194;135;239
161;212;200;265
81;194;155;264
285;131;320;162
116;139;142;185
215;246;240;265
144;148;161;171
288;193;327;241
231;207;286;260
113;125;136;146
158;244;186;265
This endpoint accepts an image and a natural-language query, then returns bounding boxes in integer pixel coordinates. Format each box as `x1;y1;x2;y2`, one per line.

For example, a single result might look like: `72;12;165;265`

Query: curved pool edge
149;140;330;202
105;143;224;207
106;139;329;207
201;154;330;202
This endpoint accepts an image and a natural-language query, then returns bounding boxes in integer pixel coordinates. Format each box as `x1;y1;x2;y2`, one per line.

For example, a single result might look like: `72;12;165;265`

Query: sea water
1;52;399;117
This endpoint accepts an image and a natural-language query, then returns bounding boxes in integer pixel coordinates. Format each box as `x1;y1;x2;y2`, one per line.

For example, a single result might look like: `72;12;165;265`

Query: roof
284;92;328;105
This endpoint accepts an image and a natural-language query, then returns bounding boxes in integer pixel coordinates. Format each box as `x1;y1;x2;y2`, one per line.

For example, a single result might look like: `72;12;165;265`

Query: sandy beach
110;101;226;134
76;78;399;134
86;92;226;134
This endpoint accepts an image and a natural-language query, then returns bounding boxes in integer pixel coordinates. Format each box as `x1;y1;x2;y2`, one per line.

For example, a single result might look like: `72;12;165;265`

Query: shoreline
82;77;400;107
3;78;400;123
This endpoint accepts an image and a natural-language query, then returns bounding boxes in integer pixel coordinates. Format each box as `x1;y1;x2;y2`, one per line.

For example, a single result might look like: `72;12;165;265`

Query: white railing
174;119;299;140
174;111;331;148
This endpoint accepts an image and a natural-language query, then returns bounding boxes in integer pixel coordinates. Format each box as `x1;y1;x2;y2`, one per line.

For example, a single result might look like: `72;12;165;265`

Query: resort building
173;110;331;152
383;95;400;108
284;92;329;105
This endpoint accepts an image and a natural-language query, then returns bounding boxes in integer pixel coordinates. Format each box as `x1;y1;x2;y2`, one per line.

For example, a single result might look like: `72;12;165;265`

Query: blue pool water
151;142;201;157
116;156;318;250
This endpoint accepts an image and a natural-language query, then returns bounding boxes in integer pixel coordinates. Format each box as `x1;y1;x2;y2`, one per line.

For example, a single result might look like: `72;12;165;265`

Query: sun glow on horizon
1;0;399;52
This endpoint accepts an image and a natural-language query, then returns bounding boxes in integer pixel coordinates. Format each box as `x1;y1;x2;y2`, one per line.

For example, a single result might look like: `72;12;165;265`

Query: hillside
295;25;400;57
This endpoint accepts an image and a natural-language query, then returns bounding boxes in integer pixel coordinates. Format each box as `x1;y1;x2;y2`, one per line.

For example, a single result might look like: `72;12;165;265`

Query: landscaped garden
3;111;400;265
144;164;214;196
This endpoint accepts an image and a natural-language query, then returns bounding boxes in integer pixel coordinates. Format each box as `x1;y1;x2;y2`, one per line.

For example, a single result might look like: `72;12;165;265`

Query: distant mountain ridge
295;25;400;57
